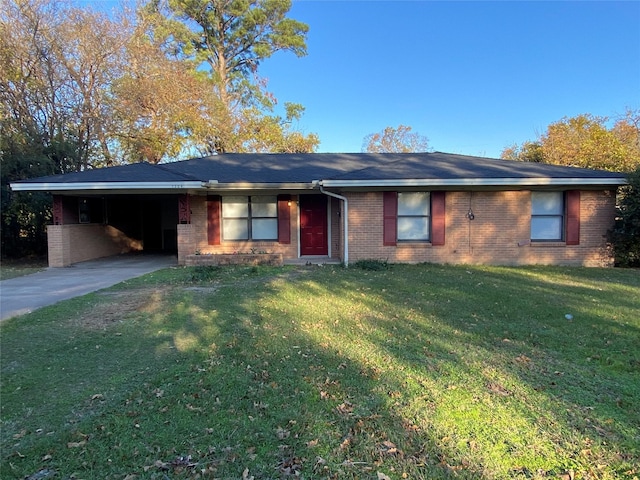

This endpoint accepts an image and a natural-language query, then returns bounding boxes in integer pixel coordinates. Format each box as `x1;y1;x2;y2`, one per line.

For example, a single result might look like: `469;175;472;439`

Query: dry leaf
242;467;254;480
336;401;354;415
67;441;86;448
377;472;392;480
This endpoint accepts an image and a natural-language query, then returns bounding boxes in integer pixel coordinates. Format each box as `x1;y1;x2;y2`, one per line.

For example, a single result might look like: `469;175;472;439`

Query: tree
501;112;640;172
362;125;430;153
1;0;131;172
608;166;640;267
144;0;317;154
111;11;222;164
501;141;544;163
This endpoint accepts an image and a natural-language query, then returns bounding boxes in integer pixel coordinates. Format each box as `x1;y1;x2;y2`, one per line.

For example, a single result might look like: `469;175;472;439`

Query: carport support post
177;224;195;265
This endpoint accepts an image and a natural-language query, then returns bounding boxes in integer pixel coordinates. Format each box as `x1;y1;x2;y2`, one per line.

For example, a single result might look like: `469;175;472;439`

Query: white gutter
10;181;204;191
203;181;316;190
320;177;627;188
318;184;349;267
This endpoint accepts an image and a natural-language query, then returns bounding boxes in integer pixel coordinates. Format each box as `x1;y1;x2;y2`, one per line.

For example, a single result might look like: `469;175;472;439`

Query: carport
47;193;181;266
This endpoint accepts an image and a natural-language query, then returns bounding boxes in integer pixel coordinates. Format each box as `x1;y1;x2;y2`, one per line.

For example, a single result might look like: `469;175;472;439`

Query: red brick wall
346;190;616;267
175;190;616;267
178;195;300;264
47;224;142;267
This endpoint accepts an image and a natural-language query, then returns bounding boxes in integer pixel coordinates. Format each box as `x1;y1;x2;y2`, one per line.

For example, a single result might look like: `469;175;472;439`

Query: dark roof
13;161;198;184
12;152;626;189
324;152;626;181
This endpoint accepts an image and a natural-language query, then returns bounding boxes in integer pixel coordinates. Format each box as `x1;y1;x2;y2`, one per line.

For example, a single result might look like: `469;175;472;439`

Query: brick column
177;224;195;265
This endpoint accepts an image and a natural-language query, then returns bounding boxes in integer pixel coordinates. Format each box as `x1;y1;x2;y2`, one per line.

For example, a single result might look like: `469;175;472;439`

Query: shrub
609;166;640;267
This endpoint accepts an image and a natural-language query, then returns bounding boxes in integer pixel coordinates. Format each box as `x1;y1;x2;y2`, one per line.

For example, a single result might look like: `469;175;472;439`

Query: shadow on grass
1;264;638;479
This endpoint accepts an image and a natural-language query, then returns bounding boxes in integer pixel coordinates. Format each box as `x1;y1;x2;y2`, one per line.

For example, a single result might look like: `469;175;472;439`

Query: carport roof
11;152;627;191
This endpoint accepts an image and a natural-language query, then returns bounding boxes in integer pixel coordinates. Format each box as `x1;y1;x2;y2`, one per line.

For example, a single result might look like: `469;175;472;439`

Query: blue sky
260;0;640;157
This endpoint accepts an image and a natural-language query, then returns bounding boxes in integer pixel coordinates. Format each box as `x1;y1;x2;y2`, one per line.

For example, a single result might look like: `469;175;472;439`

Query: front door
300;195;328;256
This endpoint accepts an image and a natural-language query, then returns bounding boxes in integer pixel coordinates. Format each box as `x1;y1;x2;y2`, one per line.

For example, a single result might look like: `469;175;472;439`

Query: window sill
530;241;566;247
396;241;432;248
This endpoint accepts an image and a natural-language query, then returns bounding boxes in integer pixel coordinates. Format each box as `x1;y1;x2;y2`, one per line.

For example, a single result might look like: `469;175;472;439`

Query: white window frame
397;192;431;241
531;191;564;241
222;196;278;241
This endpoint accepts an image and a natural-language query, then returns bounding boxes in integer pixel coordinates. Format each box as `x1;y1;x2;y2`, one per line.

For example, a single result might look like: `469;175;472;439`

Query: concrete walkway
0;254;177;322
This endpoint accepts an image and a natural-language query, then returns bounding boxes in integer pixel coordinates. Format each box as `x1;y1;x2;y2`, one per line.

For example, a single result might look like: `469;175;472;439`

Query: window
397;192;430;241
531;191;564;241
222;196;277;241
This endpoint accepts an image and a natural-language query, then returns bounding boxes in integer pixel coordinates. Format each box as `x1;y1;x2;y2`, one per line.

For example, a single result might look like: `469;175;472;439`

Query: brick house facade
11;153;625;267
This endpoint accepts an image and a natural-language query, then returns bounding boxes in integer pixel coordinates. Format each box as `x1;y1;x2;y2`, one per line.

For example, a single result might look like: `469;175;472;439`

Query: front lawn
1;263;638;479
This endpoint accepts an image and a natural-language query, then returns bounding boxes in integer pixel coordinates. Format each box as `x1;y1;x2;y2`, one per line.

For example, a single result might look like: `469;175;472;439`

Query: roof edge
320;177;627;188
10;181;204;192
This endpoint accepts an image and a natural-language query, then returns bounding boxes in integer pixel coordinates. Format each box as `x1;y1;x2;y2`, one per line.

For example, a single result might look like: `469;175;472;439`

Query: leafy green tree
362;125;430;153
608;167;640;267
502;112;640;172
144;0;317;153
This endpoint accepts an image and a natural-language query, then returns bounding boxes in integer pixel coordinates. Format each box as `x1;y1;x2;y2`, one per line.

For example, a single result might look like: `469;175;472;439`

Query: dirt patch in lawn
75;287;169;330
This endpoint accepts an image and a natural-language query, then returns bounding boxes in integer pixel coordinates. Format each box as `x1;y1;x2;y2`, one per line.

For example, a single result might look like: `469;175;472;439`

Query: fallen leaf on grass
67;441;86;448
487;382;511;396
378;440;403;457
90;393;105;401
377;472;392;480
277;456;303;476
242;467;254;480
336;401;354;415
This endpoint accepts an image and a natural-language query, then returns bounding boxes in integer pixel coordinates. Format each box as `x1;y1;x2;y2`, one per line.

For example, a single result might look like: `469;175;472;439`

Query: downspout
318;183;349;266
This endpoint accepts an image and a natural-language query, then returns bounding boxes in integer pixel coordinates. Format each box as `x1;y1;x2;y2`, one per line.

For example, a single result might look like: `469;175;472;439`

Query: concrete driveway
0;254;177;322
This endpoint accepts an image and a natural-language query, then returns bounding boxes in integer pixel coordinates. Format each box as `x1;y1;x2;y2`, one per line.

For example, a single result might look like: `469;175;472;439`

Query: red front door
300;195;328;256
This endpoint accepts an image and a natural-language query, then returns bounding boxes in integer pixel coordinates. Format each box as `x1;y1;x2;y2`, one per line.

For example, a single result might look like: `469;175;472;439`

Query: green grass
1;264;639;479
0;257;47;280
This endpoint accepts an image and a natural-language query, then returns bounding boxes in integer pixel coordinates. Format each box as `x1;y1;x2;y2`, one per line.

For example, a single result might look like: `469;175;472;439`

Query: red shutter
383;192;397;246
53;195;63;225
277;195;291;244
207;196;221;245
431;191;446;246
566;190;580;245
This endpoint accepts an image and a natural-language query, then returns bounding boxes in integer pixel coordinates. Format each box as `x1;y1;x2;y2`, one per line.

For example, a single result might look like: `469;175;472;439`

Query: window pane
222;196;248;217
223;219;248;240
252;218;278;240
398;192;430;216
531;217;562;240
532;192;563;215
398;217;430;240
251;196;277;217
